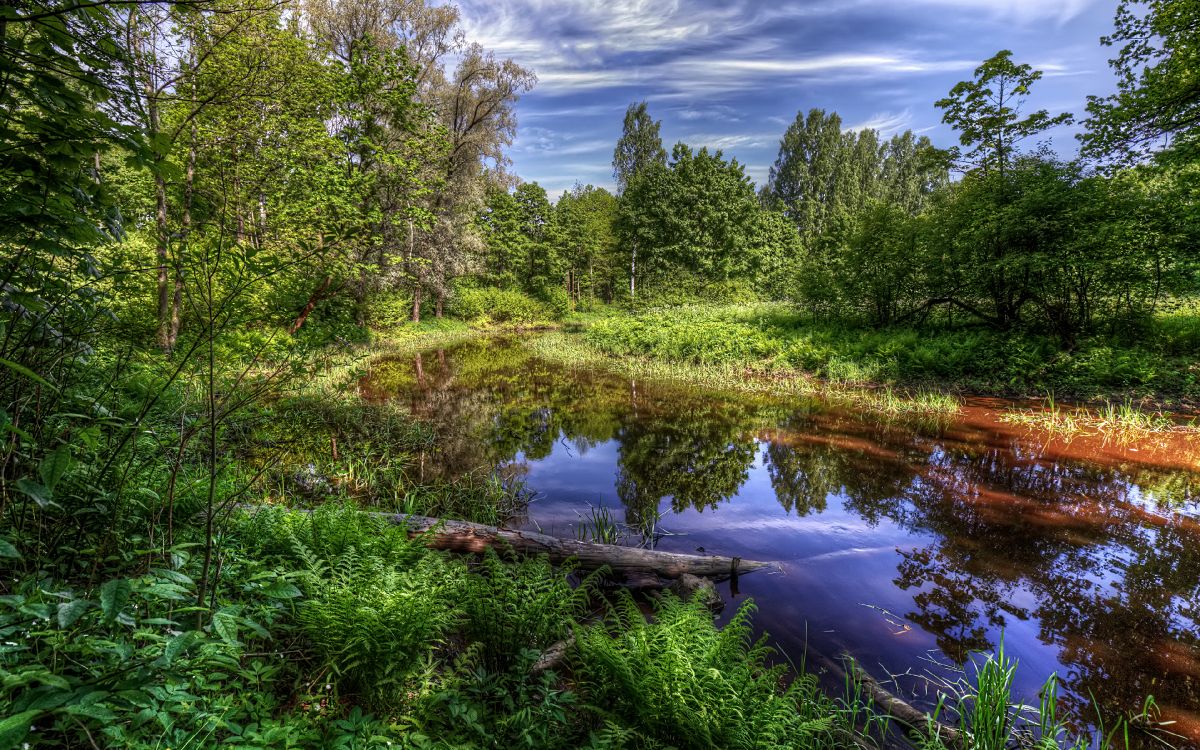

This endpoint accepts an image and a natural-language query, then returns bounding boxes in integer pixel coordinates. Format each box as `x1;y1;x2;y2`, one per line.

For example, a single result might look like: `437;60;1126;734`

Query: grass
527;330;963;424
568;302;1200;409
999;395;1197;444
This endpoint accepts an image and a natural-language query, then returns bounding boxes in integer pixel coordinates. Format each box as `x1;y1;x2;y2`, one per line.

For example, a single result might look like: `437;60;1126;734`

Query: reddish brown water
360;338;1200;748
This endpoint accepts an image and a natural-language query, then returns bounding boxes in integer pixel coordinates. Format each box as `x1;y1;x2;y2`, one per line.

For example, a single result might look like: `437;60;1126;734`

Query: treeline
471;8;1198;345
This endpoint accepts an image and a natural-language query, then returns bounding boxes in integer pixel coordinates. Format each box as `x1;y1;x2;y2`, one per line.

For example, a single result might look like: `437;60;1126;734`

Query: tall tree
556;184;619;304
612;101;667;194
1080;0;1200;164
612;101;666;299
935;50;1073;175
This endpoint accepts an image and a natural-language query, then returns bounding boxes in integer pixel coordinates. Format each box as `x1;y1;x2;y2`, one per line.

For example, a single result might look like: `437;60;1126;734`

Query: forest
1;0;1198;747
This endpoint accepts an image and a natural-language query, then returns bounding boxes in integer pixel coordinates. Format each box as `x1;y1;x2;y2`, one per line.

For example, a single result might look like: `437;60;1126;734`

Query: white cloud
904;0;1095;25
684;133;779;151
845;108;914;135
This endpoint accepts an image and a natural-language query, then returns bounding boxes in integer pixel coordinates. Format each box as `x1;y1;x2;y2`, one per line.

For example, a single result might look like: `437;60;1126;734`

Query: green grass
527;330;963;424
999;396;1196;444
568;303;1200;409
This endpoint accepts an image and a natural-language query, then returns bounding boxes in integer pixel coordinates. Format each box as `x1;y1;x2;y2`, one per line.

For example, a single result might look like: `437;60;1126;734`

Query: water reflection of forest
360;339;1200;736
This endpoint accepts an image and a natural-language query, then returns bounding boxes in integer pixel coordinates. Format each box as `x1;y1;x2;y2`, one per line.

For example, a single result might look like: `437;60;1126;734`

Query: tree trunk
435;293;443;318
411;285;422;323
169;111;197;351
289;275;333;334
630;242;637;300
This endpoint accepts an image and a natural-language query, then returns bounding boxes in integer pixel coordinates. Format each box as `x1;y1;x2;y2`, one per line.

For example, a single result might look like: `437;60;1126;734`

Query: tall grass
565;303;1200;406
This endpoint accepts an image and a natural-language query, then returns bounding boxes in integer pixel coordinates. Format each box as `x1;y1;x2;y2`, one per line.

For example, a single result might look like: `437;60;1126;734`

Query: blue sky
454;0;1121;197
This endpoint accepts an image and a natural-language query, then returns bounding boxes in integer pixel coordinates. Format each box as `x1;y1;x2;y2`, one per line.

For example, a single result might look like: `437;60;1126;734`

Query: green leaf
65;702;115;721
0;539;19;559
211;611;239;646
0;358;56;391
56;599;90;629
13;479;52;508
260;581;302;599
39;445;72;491
159;631;200;667
99;578;131;622
0;710;40;749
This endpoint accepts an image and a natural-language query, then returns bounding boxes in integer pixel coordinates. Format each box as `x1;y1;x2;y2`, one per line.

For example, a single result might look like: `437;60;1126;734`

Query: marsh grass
884;642;1177;750
244;322;530;525
1000;395;1196;444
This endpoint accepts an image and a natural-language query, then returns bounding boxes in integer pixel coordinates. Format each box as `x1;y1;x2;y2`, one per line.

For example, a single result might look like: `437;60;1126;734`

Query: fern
575;592;841;750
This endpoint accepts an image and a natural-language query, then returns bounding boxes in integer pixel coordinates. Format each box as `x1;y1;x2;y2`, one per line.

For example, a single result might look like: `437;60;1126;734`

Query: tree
415;44;535;319
1080;0;1200;164
935;50;1073;175
612;101;667;194
618;144;775;295
763;108;849;241
612;101;667;300
556;184;619;304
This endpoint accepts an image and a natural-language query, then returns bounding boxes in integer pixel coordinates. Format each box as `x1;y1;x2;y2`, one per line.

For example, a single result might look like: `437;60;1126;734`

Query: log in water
393;513;770;580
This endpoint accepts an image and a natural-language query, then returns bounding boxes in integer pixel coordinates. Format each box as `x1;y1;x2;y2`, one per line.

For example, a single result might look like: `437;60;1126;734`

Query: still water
360;337;1200;747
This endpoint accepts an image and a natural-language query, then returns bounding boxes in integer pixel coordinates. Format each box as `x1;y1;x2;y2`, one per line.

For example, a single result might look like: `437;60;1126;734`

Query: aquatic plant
1000;395;1193;443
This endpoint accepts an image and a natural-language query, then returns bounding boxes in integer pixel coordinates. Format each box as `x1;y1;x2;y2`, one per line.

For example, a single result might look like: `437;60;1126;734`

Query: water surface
360;337;1200;747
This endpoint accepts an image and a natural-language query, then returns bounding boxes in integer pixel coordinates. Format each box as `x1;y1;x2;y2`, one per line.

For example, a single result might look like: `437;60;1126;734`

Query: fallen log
239;505;771;581
393;513;769;581
846;659;965;750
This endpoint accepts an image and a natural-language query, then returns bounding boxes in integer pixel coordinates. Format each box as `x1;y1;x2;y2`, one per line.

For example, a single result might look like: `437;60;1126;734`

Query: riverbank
569;303;1200;408
541;304;1200;440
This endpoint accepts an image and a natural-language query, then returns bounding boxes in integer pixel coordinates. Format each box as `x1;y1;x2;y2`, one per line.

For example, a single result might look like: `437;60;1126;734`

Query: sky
452;0;1121;197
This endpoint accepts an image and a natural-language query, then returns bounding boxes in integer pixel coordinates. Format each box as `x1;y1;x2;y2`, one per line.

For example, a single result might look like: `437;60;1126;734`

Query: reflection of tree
867;442;1200;733
615;416;757;531
362;338;1200;742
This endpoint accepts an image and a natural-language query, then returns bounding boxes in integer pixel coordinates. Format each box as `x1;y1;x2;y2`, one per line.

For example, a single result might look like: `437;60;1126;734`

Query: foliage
1081;0;1200;164
576;304;1200;403
611;101;667;195
935;50;1073;173
575;593;841;750
450;284;562;324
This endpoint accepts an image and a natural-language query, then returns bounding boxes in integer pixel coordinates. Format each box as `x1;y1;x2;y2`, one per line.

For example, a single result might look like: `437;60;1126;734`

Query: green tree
613;101;667;300
612;101;667;194
763;108;851;242
618;144;767;295
555;184;620;305
935;50;1073;175
1080;0;1200;164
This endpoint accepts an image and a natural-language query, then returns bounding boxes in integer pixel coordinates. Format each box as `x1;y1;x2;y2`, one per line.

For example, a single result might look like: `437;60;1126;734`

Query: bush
450;286;557;324
367;290;416;329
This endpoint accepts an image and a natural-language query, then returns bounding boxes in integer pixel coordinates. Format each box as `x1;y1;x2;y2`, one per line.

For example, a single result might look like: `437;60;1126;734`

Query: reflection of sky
509;427;1197;732
453;0;1119;196
372;340;1200;743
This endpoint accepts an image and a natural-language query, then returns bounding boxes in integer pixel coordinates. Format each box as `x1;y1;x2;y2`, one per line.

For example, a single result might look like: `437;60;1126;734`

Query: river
359;336;1200;747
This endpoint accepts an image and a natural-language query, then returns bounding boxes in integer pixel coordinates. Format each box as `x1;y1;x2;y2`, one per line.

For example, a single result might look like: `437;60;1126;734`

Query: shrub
450;286;556;324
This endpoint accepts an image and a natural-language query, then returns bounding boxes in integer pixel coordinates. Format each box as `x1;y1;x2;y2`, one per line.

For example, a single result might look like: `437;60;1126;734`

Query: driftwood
847;659;966;750
531;635;575;676
386;513;770;581
240;505;771;581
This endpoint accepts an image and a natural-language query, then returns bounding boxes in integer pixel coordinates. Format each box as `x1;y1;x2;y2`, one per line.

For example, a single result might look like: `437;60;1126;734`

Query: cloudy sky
453;0;1120;197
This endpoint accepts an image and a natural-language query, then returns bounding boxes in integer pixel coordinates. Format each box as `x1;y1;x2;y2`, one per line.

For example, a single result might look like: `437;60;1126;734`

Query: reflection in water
359;338;1200;747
